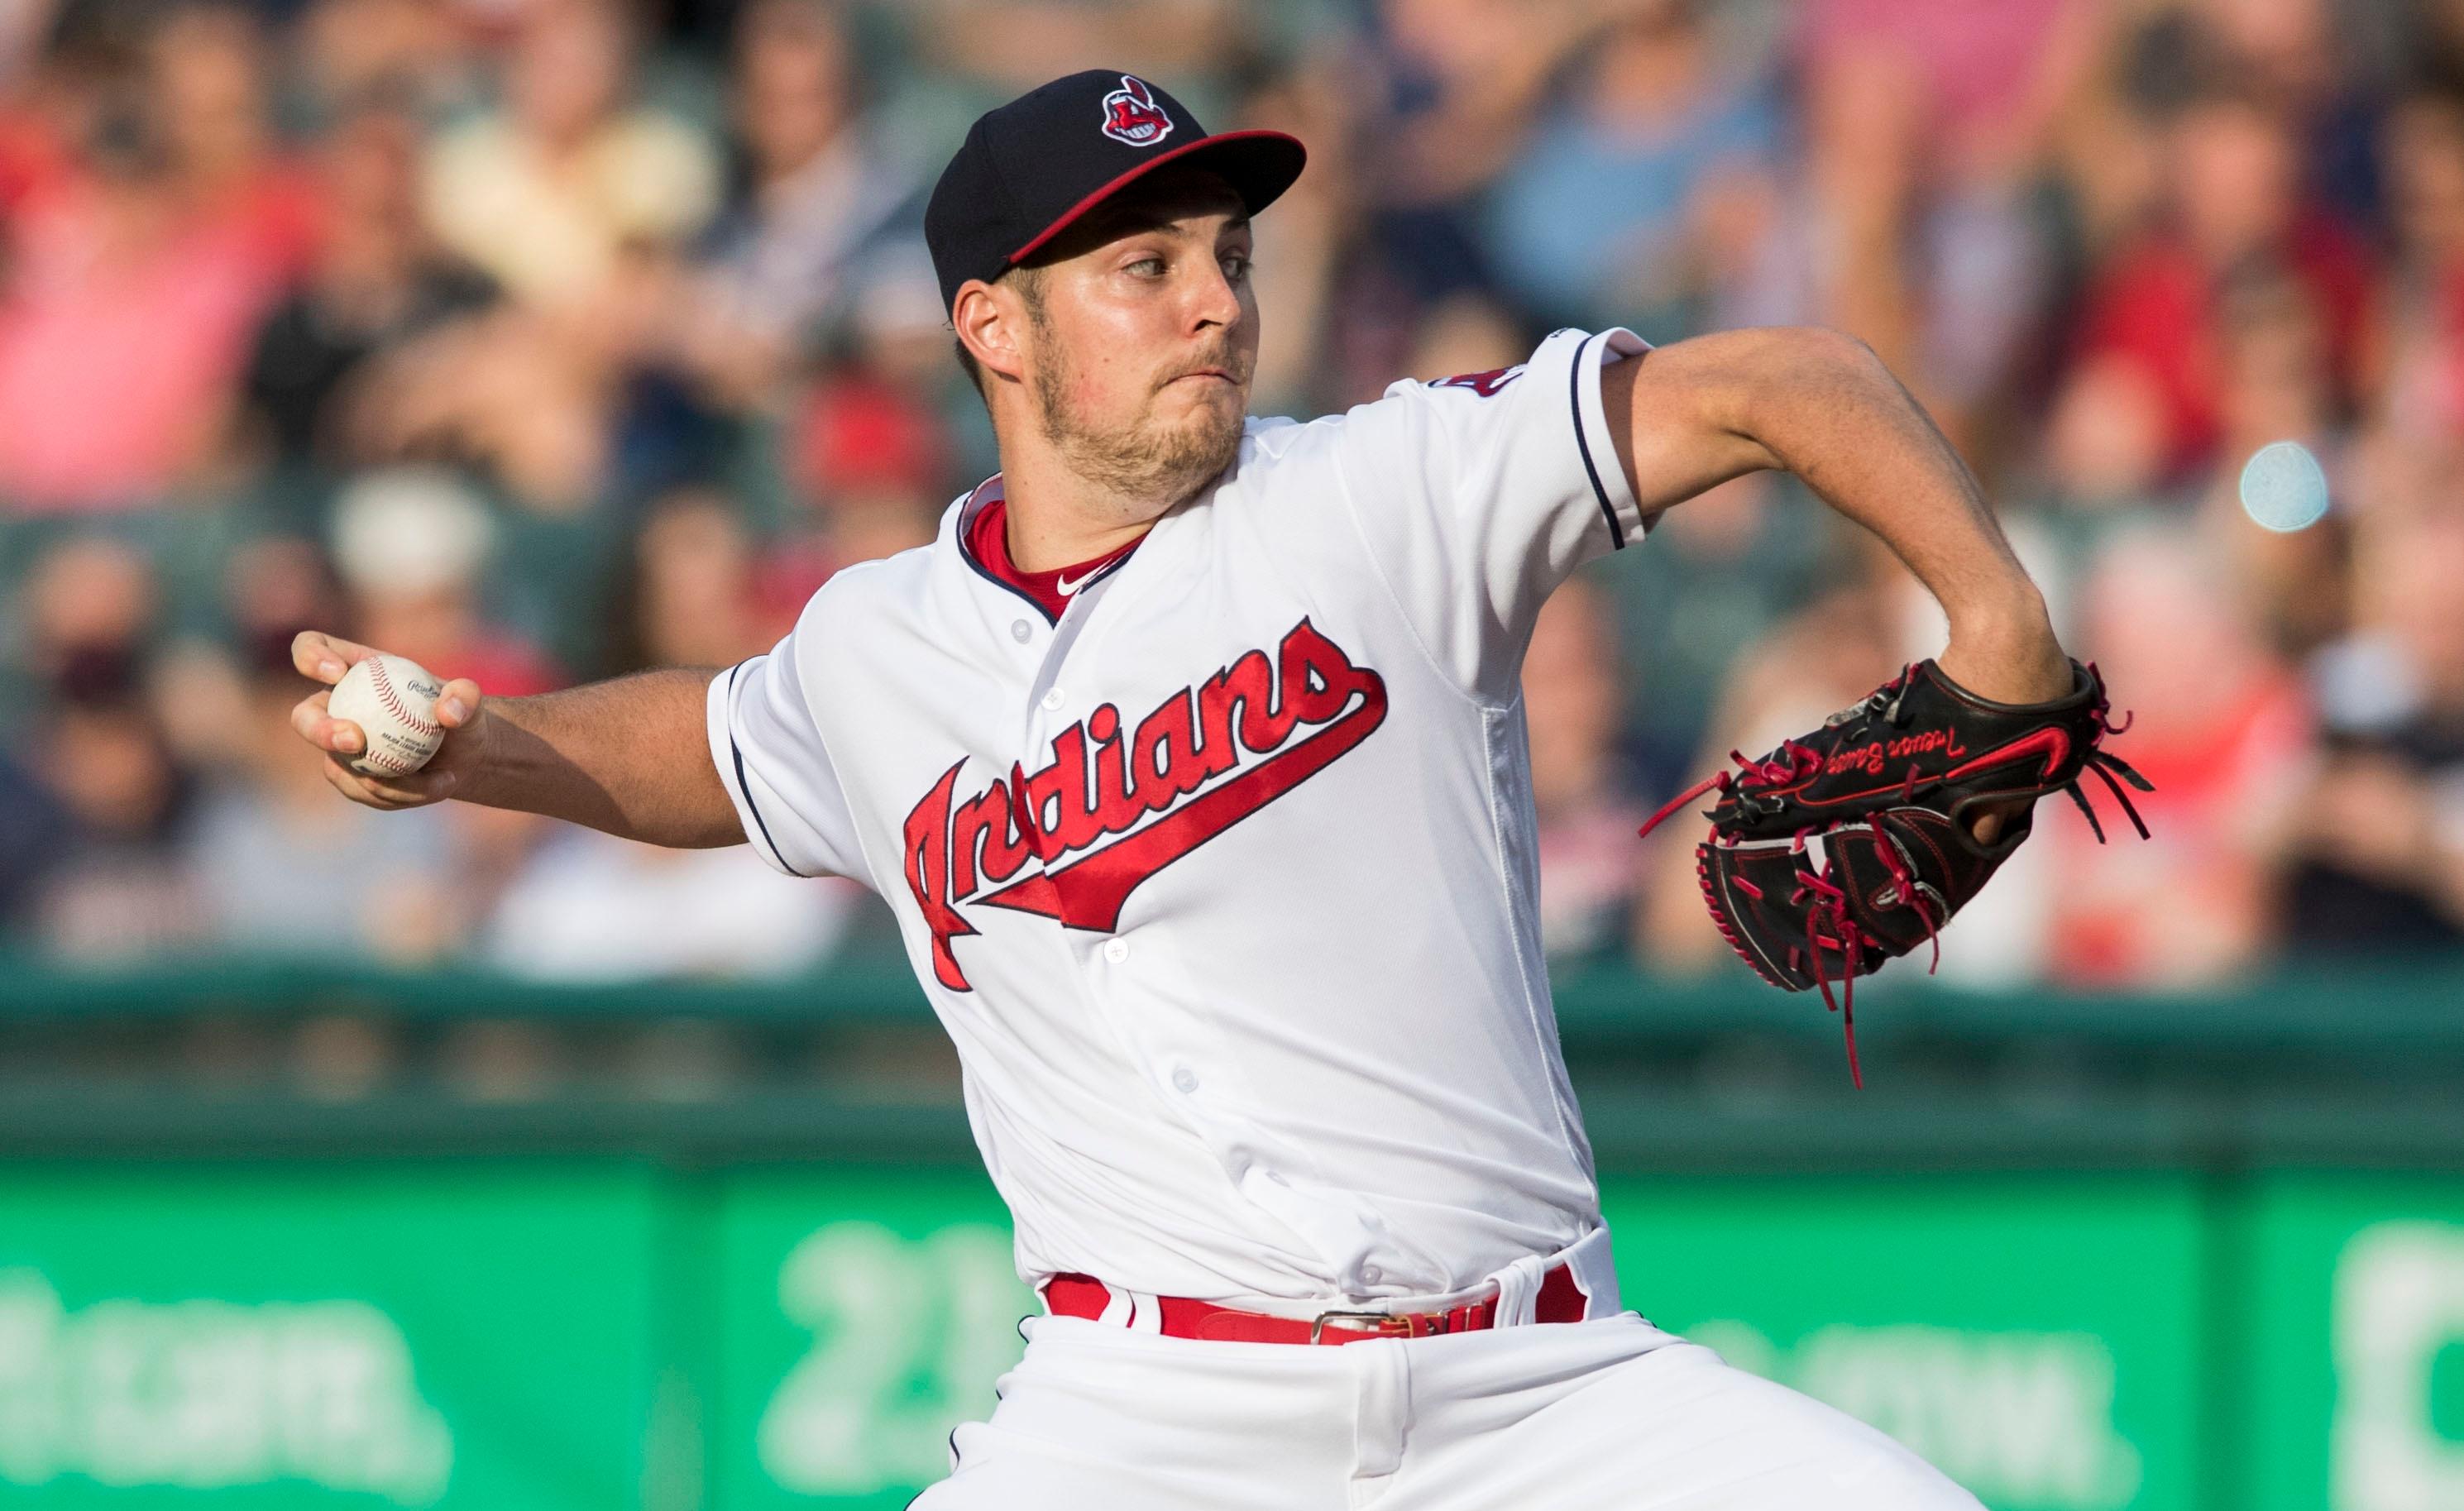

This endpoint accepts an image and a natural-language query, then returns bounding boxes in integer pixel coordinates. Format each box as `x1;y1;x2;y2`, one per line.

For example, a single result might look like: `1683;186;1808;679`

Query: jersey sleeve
1331;326;1650;701
706;613;865;882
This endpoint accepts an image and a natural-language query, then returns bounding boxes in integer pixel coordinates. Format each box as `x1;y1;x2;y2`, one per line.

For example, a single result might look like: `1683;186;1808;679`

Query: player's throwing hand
287;630;486;811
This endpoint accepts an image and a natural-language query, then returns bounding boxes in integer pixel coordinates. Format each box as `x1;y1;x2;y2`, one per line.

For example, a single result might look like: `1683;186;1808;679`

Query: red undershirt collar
964;490;1146;623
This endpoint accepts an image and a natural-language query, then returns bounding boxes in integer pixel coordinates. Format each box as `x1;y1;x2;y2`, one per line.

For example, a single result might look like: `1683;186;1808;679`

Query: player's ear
954;279;1029;387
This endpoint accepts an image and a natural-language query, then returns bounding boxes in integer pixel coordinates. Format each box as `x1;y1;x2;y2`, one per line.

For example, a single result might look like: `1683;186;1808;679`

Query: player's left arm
1600;326;2069;705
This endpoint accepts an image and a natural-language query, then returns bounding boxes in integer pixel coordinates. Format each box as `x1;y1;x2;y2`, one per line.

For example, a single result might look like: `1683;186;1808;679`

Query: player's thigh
908;1425;1227;1511
911;1317;1353;1511
1409;1335;1983;1511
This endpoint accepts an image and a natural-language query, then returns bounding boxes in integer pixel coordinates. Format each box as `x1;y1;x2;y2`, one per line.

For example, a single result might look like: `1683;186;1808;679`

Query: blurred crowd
1;0;2461;991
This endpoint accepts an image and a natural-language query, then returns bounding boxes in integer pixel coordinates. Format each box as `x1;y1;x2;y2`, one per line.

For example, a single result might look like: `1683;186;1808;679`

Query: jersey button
1102;938;1131;964
1010;619;1031;643
1171;1065;1199;1095
1361;1265;1384;1286
1041;688;1065;711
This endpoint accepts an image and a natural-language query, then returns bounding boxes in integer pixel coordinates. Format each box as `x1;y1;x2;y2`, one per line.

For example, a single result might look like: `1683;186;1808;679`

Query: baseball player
293;71;2074;1509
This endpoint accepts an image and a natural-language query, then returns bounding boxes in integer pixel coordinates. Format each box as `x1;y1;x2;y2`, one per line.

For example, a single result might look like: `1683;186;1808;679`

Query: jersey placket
998;514;1409;1299
1006;574;1200;1120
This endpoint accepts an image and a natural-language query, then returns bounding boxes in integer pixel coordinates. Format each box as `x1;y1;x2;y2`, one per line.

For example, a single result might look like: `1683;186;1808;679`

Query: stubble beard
1031;345;1246;514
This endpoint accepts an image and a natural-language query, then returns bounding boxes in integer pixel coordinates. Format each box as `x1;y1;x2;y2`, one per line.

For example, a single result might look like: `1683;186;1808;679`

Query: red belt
1041;1265;1590;1345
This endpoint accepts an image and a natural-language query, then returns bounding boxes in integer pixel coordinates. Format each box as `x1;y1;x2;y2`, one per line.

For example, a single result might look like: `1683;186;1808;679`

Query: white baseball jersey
710;325;1652;1309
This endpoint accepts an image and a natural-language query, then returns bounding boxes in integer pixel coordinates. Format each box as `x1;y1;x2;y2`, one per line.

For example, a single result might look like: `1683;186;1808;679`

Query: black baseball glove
1639;659;2151;1083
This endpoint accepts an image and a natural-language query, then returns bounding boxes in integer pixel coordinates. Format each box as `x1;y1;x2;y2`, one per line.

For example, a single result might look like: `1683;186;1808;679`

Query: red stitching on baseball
366;658;443;739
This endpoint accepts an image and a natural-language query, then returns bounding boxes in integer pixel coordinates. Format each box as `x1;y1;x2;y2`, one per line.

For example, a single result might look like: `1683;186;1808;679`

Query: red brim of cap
1007;130;1308;265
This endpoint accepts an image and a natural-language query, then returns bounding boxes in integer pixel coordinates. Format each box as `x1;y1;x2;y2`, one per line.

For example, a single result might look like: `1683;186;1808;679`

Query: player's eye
1126;256;1167;278
1221;252;1251;283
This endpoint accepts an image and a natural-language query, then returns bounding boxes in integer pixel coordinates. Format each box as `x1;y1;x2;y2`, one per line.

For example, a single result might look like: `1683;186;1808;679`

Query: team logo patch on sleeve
901;619;1387;991
1100;76;1175;147
1433;365;1524;398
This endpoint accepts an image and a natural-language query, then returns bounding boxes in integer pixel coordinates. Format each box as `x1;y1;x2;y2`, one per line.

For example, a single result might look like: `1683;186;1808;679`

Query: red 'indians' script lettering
1824;728;1965;777
901;617;1388;991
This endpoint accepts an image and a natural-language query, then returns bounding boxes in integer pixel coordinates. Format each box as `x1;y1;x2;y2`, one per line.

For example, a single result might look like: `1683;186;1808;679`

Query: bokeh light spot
2238;440;2330;533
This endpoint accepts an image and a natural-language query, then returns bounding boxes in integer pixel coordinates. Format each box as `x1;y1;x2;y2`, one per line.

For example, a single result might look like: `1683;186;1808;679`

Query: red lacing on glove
2064;663;2155;844
1691;846;1762;979
1773;824;1944;1092
1784;861;1866;1088
1636;739;1825;842
1642;661;2155;1089
1643;744;1908;1089
1870;825;1943;978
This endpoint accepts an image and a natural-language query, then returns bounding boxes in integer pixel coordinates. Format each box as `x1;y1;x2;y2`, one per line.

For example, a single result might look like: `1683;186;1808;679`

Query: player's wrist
427;695;498;801
1940;572;2050;635
1940;595;2067;705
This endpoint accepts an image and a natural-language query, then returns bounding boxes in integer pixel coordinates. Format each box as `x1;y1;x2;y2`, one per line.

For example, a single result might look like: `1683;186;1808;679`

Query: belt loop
1488;1252;1550;1328
1562;1226;1620;1317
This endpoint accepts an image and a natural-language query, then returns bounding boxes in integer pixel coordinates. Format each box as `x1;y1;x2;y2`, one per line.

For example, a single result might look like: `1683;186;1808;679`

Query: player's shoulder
1241;327;1605;465
1376;326;1604;410
1221;380;1460;504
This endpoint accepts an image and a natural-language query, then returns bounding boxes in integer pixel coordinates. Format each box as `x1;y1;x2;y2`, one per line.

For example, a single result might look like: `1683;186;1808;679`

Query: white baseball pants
913;1311;1983;1509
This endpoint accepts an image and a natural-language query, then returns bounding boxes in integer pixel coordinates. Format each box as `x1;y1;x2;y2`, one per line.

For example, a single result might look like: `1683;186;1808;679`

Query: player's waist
1038;1225;1620;1345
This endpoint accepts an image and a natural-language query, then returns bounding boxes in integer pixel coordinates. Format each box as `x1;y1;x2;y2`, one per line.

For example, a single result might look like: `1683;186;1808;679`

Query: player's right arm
289;631;747;849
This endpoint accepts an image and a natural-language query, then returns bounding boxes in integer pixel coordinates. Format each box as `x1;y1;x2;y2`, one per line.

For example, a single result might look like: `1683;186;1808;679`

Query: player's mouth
1166;365;1239;389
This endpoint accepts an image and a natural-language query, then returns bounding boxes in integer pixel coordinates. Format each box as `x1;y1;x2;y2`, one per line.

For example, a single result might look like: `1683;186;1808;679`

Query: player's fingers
291;693;367;756
289;690;329;744
291;630;376;685
363;767;457;806
433;677;481;728
319;753;397;809
320;753;456;808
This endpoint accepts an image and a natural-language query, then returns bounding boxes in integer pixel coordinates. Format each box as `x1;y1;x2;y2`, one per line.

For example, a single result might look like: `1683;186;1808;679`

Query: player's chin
1153;399;1244;470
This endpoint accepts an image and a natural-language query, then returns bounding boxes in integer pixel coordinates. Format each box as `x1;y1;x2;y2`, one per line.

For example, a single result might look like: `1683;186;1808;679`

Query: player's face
1018;171;1258;507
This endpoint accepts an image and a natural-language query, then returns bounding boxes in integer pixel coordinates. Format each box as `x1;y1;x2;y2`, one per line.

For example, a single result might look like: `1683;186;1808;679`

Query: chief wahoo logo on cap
1100;75;1175;147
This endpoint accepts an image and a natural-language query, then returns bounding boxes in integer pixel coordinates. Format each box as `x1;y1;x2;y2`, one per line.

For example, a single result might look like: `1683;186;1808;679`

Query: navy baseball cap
925;69;1306;316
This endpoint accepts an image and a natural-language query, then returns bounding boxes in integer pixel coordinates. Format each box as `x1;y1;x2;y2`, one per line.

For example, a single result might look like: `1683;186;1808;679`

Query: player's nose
1181;257;1243;333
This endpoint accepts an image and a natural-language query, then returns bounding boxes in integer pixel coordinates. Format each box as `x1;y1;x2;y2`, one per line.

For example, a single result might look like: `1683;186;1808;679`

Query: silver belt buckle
1309;1308;1421;1344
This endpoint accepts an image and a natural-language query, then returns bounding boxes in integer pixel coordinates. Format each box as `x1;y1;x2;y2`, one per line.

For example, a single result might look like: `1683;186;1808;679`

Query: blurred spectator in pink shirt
0;7;314;509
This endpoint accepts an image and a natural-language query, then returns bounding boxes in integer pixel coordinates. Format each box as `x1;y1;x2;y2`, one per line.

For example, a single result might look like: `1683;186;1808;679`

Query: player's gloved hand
1638;658;2153;1083
288;630;486;811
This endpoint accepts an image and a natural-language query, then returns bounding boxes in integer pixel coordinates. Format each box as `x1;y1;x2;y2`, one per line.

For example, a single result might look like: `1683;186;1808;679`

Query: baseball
325;654;447;779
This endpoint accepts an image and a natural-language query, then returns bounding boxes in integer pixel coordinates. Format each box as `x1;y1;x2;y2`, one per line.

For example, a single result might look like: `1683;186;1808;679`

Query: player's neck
993;442;1184;573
